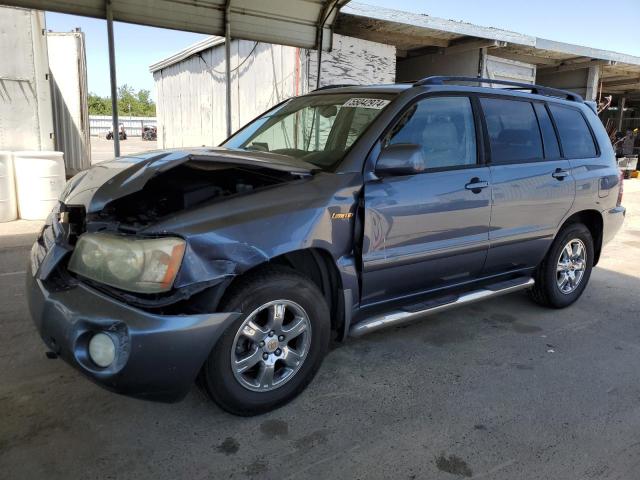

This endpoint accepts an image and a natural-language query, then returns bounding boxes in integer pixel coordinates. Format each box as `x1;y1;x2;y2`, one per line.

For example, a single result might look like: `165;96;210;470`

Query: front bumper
26;268;239;402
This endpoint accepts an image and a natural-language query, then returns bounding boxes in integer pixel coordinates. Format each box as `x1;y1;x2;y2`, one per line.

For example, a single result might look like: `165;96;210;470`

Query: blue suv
27;76;625;415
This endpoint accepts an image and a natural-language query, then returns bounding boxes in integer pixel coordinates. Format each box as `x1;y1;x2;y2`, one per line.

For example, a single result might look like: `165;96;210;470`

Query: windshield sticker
342;98;390;109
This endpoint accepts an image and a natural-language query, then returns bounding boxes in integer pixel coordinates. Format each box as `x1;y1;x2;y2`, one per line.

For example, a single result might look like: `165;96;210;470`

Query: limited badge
331;212;354;220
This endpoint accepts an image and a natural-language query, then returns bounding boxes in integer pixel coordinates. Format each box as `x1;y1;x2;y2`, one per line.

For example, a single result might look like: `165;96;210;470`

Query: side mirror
375;144;425;176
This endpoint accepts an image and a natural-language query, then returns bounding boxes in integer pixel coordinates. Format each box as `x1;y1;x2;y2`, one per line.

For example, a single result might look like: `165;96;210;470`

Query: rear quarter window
548;104;597;159
480;97;543;163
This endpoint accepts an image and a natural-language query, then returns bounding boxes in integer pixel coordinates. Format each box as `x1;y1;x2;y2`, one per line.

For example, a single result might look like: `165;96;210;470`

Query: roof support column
585;64;600;101
315;1;339;89
106;0;120;157
617;96;626;132
225;0;232;138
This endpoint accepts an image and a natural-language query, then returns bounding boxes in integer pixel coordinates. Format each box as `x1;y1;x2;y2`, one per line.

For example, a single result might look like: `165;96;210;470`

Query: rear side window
480;97;543;163
548;104;597;158
533;103;561;159
386;96;477;169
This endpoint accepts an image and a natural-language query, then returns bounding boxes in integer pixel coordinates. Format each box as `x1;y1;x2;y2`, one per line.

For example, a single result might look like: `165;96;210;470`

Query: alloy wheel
230;300;312;392
556;238;587;295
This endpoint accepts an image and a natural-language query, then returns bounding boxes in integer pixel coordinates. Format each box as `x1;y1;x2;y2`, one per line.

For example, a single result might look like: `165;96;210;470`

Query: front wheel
201;266;330;416
529;223;594;308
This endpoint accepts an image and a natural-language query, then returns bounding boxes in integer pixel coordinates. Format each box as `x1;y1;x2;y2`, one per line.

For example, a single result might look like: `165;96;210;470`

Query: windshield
223;93;394;170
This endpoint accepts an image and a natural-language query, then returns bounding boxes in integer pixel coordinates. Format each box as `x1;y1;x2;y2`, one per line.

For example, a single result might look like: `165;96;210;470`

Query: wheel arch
221;248;347;339
558;209;604;265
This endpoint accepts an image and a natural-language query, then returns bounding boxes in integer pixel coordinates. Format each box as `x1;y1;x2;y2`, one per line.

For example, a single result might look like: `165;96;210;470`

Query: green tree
88;93;112;115
87;86;156;117
117;84;156;117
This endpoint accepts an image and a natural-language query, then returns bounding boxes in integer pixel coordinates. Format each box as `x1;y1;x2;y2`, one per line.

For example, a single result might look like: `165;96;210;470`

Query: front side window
480;97;543;163
385;96;477;169
224;93;394;170
548;104;597;159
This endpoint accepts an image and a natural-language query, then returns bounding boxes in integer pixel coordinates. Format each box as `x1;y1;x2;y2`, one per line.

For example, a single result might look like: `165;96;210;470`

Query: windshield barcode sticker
342;98;390;109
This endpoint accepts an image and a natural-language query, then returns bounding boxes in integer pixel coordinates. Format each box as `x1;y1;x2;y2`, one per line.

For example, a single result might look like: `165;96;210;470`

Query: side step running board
349;277;535;338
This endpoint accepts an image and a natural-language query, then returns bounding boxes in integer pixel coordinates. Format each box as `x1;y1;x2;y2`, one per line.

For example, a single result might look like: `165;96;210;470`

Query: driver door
361;95;492;305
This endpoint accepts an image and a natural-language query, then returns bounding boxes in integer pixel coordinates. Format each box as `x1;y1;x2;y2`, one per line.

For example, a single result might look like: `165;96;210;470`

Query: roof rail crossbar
414;76;583;102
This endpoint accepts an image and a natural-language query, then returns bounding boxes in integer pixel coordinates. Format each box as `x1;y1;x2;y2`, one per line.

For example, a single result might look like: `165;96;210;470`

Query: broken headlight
68;233;185;294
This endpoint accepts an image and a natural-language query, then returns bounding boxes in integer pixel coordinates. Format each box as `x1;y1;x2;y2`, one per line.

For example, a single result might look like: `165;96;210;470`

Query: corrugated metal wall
0;7;54;151
47;31;91;174
153;34;396;149
154;40;301;148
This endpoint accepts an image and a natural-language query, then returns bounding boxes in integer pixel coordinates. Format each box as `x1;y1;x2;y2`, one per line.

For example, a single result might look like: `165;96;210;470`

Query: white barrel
13;151;66;220
0;152;18;222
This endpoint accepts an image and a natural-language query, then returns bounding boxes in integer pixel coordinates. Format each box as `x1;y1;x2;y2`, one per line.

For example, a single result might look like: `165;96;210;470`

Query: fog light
88;333;116;368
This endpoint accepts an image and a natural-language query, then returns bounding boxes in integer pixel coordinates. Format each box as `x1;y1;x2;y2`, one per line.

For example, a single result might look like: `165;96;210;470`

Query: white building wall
153;34;396;149
0;7;54;151
48;31;92;174
309;34;396;88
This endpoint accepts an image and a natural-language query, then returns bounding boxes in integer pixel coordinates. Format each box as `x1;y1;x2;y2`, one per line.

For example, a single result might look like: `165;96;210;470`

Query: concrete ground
91;136;158;164
1;181;640;480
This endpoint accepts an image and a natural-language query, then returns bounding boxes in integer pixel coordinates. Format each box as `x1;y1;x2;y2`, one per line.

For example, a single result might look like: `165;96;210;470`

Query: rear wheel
529;223;594;308
201;266;330;416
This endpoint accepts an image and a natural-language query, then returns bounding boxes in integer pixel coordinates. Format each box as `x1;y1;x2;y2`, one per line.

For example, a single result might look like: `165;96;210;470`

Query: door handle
552;168;569;180
465;178;489;192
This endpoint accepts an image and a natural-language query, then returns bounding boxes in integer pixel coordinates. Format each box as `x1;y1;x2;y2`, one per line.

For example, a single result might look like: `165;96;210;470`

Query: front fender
144;172;363;298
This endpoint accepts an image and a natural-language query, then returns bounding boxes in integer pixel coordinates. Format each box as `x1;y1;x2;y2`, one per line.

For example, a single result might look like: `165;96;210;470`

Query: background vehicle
28;77;625;415
106;123;127;140
142;124;157;141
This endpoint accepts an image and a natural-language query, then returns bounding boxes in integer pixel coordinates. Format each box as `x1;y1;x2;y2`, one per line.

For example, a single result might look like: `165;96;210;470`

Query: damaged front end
38;148;315;313
26;147;323;400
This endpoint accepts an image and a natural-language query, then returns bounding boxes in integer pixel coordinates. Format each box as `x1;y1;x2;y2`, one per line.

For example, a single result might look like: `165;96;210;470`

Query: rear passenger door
479;97;575;275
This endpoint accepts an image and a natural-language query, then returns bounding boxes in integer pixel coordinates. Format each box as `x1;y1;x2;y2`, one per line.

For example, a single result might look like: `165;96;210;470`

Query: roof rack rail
313;84;358;91
414;76;583;102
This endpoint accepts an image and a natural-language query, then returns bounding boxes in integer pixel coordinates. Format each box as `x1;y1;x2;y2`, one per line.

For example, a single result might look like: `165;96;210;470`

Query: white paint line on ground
0;271;27;277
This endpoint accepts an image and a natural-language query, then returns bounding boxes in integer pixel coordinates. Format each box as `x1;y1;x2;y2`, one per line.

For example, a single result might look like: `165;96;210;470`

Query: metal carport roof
0;0;350;156
337;2;640;98
1;0;348;50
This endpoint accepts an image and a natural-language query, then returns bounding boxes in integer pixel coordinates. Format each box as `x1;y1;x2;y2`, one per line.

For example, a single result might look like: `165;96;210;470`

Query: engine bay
95;161;300;228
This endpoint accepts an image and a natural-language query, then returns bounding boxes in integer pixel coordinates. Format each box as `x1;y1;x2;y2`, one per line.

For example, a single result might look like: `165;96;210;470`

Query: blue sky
45;0;640;99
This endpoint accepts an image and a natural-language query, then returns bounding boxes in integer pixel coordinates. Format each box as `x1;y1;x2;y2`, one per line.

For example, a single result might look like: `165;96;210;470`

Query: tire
529;222;594;308
201;266;330;416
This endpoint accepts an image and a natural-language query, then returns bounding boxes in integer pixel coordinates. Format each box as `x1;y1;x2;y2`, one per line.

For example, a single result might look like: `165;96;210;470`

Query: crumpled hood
61;147;316;213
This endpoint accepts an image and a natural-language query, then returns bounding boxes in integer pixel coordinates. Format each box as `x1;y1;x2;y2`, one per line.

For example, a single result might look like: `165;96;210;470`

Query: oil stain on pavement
435;453;473;477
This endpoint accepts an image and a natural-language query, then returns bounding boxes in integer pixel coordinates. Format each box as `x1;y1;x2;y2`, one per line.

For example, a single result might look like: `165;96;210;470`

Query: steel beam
602;77;640;88
539;59;615;74
488;50;561;66
106;0;120;157
443;39;507;56
314;1;343;88
225;0;232;138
